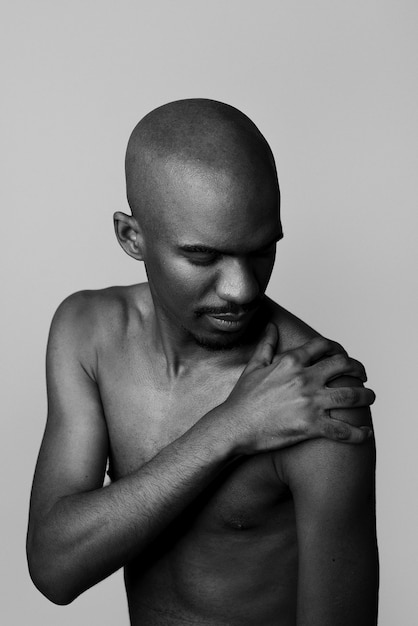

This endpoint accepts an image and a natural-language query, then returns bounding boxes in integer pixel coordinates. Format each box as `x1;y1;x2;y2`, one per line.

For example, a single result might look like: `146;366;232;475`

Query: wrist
197;401;249;458
190;402;243;461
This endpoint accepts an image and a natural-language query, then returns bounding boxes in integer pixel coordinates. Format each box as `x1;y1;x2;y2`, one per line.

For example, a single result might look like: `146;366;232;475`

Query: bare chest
98;349;236;473
96;342;290;530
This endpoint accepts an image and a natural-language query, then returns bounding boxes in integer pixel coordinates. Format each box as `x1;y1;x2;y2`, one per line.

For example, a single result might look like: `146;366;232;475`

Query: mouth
205;311;253;332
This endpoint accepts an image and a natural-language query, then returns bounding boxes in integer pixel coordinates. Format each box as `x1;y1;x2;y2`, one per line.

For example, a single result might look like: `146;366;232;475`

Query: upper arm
28;293;109;533
279;381;378;625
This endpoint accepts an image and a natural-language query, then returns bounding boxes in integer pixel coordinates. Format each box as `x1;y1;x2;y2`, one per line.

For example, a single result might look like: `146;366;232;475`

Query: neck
156;316;254;378
146;296;264;379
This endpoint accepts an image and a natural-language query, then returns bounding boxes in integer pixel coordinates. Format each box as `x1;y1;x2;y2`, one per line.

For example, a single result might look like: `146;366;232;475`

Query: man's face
142;158;282;350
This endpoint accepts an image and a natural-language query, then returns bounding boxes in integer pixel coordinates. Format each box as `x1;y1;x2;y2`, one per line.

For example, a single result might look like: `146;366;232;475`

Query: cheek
266;256;276;284
146;254;210;304
252;254;276;290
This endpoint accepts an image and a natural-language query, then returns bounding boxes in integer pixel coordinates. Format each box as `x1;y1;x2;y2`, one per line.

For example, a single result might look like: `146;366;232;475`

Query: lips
205;311;252;332
210;313;247;322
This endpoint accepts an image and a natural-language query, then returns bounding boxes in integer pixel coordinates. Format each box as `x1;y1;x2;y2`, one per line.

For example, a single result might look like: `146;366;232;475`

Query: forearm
28;406;236;604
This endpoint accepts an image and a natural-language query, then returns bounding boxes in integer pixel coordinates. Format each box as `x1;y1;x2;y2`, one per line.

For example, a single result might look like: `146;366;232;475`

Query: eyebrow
178;231;284;255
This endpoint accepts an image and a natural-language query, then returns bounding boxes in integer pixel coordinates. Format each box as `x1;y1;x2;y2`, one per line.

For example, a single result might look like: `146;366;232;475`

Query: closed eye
179;245;219;265
187;252;220;266
179;236;280;265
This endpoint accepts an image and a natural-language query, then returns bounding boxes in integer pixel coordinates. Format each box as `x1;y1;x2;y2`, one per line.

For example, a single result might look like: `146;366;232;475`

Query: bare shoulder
48;283;151;375
265;297;320;352
51;283;151;330
53;283;149;323
266;296;375;473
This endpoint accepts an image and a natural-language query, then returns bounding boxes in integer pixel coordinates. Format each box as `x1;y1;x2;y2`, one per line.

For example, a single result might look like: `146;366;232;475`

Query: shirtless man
27;99;378;625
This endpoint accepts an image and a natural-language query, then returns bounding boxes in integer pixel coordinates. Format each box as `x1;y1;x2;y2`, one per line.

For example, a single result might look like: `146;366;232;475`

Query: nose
215;257;260;306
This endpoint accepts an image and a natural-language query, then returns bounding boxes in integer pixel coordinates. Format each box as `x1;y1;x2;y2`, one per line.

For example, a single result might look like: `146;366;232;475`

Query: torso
91;284;316;625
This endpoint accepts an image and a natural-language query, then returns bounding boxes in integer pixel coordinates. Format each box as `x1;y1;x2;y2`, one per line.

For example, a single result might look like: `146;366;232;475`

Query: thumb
244;322;278;374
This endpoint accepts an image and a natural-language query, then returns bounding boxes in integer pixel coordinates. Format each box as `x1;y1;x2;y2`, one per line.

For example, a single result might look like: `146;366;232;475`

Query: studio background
1;1;417;624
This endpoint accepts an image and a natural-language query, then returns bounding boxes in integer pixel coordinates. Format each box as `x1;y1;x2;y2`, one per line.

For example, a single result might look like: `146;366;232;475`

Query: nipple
229;518;247;531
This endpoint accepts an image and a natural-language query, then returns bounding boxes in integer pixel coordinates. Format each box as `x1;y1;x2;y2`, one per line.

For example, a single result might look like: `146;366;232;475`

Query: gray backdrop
2;1;417;624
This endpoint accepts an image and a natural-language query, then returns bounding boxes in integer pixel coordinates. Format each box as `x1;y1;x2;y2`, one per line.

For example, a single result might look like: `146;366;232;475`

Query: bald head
116;100;282;348
125;99;279;227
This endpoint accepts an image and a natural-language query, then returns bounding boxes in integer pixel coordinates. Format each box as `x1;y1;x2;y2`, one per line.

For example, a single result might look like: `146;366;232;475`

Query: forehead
153;156;281;250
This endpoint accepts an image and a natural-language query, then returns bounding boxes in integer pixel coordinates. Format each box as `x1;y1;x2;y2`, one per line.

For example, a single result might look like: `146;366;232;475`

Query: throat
154;330;252;380
148;297;269;377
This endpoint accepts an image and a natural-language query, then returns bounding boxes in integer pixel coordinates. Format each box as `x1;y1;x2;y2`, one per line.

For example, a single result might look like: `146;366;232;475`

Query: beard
186;301;269;352
188;331;247;352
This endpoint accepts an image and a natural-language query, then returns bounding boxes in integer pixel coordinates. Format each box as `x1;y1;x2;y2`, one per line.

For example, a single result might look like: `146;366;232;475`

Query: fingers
318;417;373;444
244;323;279;374
286;336;347;367
271;336;368;385
319;385;376;410
311;354;367;383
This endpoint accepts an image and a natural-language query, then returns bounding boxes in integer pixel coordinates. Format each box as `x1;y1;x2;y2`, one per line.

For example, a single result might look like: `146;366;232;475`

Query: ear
113;211;144;261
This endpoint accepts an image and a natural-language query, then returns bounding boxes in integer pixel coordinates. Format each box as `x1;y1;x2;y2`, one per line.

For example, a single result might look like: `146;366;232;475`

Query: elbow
44;589;77;606
26;541;80;606
28;566;77;606
38;584;76;607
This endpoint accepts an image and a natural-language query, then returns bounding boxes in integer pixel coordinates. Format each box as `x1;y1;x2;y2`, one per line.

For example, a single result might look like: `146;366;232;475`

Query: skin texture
27;99;378;625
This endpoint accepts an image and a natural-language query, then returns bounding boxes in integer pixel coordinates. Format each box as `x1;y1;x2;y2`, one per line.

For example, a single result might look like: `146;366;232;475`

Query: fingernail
361;427;373;439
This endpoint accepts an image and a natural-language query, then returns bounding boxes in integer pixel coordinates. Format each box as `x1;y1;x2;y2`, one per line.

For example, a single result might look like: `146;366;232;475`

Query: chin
193;335;243;352
188;326;259;352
